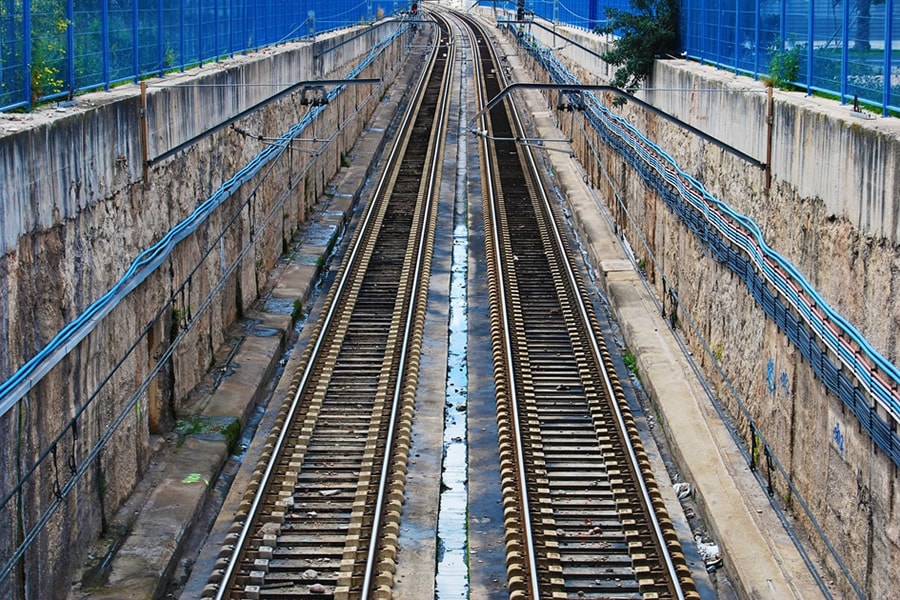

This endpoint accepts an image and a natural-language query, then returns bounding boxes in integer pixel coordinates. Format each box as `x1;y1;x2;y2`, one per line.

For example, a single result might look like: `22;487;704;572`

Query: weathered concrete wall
506;16;900;600
0;22;405;600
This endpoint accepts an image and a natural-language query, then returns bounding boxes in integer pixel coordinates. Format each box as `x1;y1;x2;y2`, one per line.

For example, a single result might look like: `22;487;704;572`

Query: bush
594;0;679;101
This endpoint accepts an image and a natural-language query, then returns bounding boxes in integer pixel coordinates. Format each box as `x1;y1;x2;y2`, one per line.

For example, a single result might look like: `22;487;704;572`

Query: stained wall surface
0;23;404;599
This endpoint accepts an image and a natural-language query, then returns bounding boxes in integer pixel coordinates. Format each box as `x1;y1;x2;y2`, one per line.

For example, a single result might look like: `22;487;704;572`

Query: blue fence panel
199;0;218;60
683;0;900;115
105;1;134;85
160;0;183;69
316;0;366;31
73;0;104;91
558;0;595;29
0;0;366;111
530;0;553;23
734;0;751;72
1;1;26;109
847;3;895;108
29;0;67;101
701;0;719;63
232;0;249;52
719;0;737;68
136;0;159;77
522;0;631;30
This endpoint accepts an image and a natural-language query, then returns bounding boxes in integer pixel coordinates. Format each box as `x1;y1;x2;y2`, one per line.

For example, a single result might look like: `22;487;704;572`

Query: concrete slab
73;436;228;600
272;261;319;300
200;333;284;425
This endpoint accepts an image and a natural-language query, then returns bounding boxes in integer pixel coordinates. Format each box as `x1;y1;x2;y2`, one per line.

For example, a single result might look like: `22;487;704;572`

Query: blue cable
0;23;406;417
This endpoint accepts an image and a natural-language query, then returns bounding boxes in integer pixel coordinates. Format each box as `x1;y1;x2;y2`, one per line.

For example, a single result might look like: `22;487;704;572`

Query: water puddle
435;49;471;598
435;220;470;598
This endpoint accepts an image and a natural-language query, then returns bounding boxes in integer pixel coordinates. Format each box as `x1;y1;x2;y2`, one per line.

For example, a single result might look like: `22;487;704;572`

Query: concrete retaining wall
507;16;900;600
0;22;405;600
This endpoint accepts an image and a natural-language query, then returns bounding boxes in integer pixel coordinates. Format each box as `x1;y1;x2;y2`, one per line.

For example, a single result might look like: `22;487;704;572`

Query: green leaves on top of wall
594;0;679;101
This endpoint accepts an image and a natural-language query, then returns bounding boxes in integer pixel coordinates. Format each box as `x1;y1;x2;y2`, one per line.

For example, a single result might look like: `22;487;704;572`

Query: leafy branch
594;0;679;103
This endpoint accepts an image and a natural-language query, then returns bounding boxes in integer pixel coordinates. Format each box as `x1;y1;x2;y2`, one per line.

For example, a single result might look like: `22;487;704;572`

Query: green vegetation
172;305;193;333
713;343;724;362
764;39;801;90
176;415;242;454
623;350;638;374
172;307;184;333
594;0;679;103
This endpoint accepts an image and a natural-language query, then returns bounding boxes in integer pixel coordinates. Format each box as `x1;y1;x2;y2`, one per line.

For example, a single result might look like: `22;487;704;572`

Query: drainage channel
435;35;471;599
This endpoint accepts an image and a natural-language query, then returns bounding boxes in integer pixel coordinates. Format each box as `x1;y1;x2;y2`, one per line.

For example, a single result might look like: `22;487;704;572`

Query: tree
594;0;679;99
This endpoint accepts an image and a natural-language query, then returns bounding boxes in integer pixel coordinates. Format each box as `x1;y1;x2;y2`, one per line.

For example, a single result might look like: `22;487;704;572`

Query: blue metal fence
494;0;899;116
682;0;900;115
521;0;632;30
0;0;378;112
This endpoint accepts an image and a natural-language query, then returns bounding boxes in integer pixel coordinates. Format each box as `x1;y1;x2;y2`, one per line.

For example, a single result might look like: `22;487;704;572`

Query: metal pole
67;0;74;96
24;0;31;106
132;0;139;82
765;84;773;191
214;0;219;61
179;0;185;71
806;0;813;95
841;0;850;102
883;0;893;115
140;81;149;183
102;0;109;88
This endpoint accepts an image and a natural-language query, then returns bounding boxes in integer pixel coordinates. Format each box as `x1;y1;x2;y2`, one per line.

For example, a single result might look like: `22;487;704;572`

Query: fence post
180;0;185;71
67;0;74;97
198;0;203;65
884;0;894;116
841;0;850;103
806;0;814;96
102;0;109;89
131;0;138;82
24;0;32;107
214;0;219;61
157;0;163;76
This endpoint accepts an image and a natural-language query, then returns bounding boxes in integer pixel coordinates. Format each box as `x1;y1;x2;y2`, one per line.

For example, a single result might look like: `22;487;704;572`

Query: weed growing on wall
765;38;801;90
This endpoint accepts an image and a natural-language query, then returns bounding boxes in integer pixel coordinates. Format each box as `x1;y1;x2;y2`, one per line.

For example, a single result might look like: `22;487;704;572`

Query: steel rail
212;30;441;600
460;14;542;600
469;13;690;598
506;72;691;600
360;14;454;599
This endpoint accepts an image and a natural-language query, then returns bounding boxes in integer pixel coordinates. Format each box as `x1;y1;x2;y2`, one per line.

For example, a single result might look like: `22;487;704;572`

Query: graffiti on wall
766;358;790;398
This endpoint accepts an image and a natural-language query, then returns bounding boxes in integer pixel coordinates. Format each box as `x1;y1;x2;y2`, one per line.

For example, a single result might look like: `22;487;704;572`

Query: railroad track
459;12;700;599
202;17;452;600
201;9;700;600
